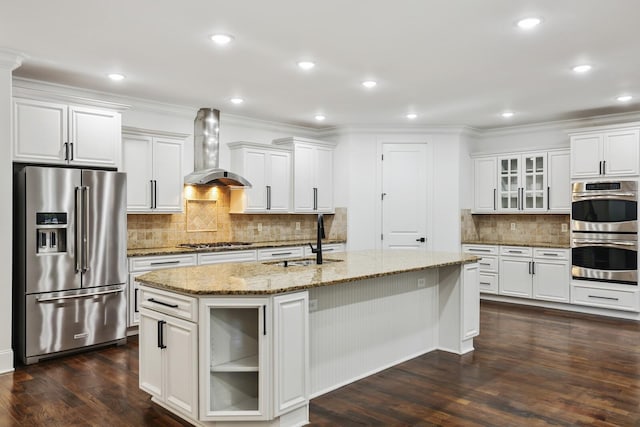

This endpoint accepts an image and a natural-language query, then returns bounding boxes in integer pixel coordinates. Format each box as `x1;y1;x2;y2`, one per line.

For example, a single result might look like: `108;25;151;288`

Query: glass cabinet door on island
199;298;269;422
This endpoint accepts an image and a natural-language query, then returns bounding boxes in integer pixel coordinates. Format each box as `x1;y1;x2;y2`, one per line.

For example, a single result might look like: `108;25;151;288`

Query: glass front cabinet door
522;153;547;210
498;155;521;211
498;152;547;212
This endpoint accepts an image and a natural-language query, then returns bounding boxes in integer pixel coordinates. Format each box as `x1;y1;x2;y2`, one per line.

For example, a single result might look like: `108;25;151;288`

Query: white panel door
268;151;291;212
293;144;315;212
153;138;184;212
473;157;497;212
122;134;153;212
164;315;199;419
69;105;121;168
314;146;334;212
532;259;570;302
13;98;67;163
245;149;268;211
273;292;309;416
139;309;164;399
603;129;640;176
499;257;532;298
382;143;431;250
571;134;602;178
547;150;570;212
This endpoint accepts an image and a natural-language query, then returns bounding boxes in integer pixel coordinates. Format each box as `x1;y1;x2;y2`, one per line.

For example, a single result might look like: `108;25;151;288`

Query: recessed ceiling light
406;113;417;120
210;34;234;45
230;97;244;104
501;111;515;118
297;61;316;70
362;80;377;89
314;115;326;121
517;17;542;29
108;73;125;81
617;95;633;102
572;64;592;73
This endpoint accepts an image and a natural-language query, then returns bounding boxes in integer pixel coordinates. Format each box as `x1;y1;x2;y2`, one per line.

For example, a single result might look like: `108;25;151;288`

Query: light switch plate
510;223;516;231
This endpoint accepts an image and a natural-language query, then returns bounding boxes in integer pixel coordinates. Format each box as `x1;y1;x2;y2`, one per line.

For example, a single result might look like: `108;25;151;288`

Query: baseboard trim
0;348;15;375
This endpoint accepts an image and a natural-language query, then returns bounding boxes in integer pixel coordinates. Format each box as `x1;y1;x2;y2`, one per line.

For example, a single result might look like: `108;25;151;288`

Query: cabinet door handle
528;261;531;274
599;161;602;175
64;142;69;161
148;298;179;308
313;187;318;210
69;142;74;161
134;288;139;313
547;186;550;211
266;185;271;210
532;261;535;275
158;320;167;349
153;180;158;209
493;188;496;210
150;180;154;209
263;305;267;336
602;160;606;175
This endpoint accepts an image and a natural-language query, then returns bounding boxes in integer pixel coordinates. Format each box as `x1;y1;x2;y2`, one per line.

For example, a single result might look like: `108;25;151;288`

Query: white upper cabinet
273;137;336;214
547;150;570;212
122;128;186;213
229;142;292;213
473;156;497;213
497;151;547;212
13;97;123;168
570;125;640;178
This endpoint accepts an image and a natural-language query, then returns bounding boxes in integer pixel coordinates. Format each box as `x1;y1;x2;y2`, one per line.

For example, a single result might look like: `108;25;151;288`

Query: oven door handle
574;240;636;246
572;193;637;200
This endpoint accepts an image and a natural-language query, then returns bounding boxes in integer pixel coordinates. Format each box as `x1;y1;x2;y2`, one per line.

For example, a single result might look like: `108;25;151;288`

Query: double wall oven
571;181;638;285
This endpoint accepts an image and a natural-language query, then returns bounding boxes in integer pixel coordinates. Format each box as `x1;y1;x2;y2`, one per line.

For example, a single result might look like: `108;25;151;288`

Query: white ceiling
2;0;640;129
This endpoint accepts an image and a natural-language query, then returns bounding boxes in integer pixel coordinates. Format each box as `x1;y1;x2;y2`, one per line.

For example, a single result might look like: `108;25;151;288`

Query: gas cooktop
177;242;252;249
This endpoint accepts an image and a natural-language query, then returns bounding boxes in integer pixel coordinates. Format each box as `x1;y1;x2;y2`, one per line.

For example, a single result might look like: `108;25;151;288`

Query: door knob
416;237;426;243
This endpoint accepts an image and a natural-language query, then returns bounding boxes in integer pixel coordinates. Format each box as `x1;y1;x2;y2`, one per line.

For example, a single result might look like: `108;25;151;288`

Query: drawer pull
271;252;293;256
480;282;491;285
542;253;558;256
469;248;491;253
479;262;491;266
148;298;179;308
150;260;181;266
508;250;524;254
588;295;619;302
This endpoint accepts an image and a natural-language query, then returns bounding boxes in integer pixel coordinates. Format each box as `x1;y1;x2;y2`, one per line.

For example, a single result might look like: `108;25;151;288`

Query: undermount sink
264;258;343;267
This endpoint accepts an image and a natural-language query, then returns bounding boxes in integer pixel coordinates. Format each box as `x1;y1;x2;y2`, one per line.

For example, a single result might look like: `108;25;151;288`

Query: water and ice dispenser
36;212;67;254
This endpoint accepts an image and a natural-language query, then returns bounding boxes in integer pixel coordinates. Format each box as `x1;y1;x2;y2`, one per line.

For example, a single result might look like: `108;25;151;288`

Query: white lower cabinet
139;290;198;420
199;292;309;422
499;251;533;298
462;263;480;340
462;245;499;294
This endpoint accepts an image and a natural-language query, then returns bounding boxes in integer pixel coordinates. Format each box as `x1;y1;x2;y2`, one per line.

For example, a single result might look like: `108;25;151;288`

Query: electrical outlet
510;222;516;231
561;223;568;232
417;278;426;288
296;222;301;231
257;223;262;232
309;299;318;312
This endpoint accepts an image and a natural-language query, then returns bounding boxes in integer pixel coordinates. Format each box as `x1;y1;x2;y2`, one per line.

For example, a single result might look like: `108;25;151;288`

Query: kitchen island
136;250;479;427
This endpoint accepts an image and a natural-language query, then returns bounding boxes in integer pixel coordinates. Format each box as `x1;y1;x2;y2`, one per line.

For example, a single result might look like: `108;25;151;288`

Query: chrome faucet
308;213;325;264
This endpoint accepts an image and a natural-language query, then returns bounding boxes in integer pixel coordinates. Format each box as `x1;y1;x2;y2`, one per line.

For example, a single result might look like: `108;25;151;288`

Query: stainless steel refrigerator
14;166;127;364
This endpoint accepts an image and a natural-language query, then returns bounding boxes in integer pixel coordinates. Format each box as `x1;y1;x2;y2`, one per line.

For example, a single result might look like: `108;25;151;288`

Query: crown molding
0;48;26;70
121;126;190;140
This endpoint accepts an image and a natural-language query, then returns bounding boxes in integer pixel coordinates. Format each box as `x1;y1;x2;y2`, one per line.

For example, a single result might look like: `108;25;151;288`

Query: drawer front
462;244;498;255
500;246;532;257
130;254;197;272
479;273;498;294
572;285;640;312
533;248;569;260
139;286;198;321
198;249;257;265
257;246;304;261
476;255;498;273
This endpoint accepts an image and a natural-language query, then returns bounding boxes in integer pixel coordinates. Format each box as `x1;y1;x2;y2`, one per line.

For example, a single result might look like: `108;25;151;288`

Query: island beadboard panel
461;209;570;247
127;186;347;249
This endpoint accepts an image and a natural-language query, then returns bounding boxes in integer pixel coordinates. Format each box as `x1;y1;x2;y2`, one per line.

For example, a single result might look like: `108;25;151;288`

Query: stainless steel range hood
184;108;252;187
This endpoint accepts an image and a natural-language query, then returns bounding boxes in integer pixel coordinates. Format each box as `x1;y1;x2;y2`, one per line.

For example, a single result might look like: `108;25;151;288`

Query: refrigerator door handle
36;287;124;303
75;187;83;273
82;186;90;272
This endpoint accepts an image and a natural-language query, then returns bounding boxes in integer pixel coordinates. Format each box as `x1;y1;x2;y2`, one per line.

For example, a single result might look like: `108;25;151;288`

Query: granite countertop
136;250;479;295
461;240;570;249
127;239;347;257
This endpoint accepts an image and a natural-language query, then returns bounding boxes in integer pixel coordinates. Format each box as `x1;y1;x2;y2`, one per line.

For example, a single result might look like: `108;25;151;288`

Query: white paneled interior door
381;143;431;250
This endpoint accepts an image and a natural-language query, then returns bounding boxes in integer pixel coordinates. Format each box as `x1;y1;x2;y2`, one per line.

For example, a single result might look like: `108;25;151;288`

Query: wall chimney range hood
184;108;252;187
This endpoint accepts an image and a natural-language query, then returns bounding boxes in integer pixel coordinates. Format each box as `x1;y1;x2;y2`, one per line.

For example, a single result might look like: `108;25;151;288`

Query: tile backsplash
127;186;347;249
461;209;570;246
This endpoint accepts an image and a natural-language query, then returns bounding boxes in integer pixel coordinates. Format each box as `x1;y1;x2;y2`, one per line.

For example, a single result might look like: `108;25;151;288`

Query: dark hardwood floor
1;301;639;426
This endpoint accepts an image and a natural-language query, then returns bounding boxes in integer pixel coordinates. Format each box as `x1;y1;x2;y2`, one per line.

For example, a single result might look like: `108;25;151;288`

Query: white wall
0;51;23;374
